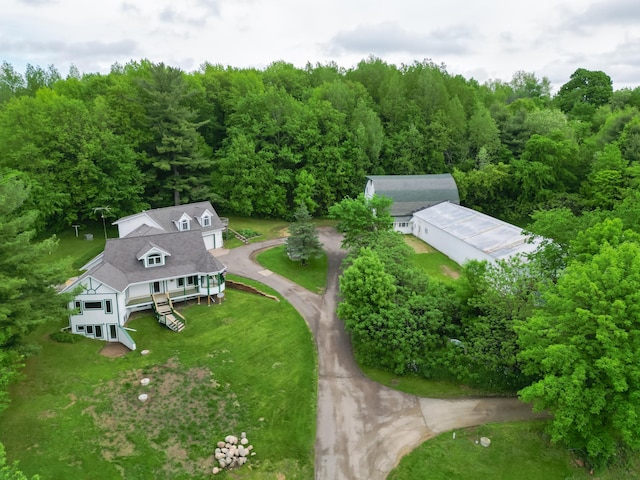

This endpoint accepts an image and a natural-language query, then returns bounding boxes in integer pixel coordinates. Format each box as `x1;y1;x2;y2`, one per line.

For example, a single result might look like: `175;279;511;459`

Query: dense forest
1;59;639;229
2;57;640;472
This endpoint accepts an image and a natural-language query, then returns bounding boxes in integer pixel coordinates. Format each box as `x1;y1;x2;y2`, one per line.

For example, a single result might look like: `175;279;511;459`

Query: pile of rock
212;433;255;475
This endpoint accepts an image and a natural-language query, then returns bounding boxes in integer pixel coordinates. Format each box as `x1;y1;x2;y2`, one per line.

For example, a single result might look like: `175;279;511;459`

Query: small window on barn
84;301;103;310
105;300;113;314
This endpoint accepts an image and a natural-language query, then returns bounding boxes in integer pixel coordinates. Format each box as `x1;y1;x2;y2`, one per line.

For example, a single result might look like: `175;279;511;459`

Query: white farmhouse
61;201;228;350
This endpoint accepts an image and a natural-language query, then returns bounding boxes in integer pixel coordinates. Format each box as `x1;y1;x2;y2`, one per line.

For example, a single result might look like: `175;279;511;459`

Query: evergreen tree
138;63;212;206
286;205;323;266
0;171;70;412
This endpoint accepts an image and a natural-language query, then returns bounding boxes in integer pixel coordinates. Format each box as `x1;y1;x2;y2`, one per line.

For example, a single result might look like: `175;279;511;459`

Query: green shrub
49;331;82;344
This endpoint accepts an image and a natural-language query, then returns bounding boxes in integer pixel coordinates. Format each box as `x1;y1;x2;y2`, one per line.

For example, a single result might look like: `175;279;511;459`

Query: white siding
412;216;492;265
364;179;375;199
116;214;162;238
411;202;540;265
127;283;151;299
203;229;224;250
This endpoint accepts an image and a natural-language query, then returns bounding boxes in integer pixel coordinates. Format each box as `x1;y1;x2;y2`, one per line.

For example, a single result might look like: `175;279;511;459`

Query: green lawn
38;225;114;278
222;216;336;249
0;287;317;480
360;366;490;398
256;245;328;294
412;251;461;284
388;421;592;480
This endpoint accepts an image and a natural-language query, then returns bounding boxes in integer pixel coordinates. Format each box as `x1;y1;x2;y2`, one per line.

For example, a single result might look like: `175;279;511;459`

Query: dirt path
219;228;545;480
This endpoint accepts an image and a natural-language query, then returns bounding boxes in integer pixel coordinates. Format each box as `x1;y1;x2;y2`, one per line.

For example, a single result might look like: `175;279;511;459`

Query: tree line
1;59;639;231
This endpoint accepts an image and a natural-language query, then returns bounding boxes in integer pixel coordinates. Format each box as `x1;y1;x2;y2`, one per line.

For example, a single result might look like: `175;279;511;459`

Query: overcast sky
2;0;639;91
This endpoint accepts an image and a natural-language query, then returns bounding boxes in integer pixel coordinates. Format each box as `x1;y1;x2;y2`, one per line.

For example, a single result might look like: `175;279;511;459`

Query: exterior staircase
152;294;186;332
227;227;250;244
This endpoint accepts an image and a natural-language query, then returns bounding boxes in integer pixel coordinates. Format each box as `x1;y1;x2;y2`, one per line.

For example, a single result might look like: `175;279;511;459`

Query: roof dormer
197;209;214;228
136;243;171;268
174;213;192;231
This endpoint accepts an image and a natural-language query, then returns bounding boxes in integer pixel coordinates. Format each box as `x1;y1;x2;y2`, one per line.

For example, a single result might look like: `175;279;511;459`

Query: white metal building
412;202;541;265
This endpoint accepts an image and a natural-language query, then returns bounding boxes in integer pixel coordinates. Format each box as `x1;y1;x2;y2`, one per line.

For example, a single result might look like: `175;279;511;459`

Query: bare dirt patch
403;236;435;253
441;265;461;279
99;343;131;358
82;357;240;477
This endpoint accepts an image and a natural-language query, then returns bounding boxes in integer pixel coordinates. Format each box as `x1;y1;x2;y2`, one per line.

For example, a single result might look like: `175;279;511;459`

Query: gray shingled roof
114;201;225;236
366;174;460;216
79;230;226;292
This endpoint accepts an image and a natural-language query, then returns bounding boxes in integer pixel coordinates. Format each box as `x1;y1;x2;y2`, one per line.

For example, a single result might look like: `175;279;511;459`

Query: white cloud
0;0;638;89
328;22;478;57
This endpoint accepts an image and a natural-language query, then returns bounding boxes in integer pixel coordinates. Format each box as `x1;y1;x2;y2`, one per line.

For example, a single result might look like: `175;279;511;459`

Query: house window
187;275;197;286
109;325;117;339
147;254;163;266
86;325;94;334
74;300;82;313
180;219;190;231
95;325;103;338
84;301;103;310
178;277;185;287
202;216;211;227
105;300;113;314
77;325;85;332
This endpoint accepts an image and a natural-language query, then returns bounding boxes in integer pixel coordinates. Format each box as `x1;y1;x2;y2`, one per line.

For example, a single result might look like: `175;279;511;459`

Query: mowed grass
360;366;489;398
388;421;591;480
222;216;289;248
403;235;462;284
0;287;317;480
38;225;114;278
256;245;328;294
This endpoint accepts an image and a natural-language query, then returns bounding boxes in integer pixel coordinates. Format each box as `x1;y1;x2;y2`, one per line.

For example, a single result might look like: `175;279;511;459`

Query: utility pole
93;207;111;241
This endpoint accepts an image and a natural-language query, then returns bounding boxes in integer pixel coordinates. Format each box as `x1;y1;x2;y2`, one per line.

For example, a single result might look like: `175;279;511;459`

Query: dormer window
147;254;163;266
202;215;211;227
174;213;192;231
138;244;171;268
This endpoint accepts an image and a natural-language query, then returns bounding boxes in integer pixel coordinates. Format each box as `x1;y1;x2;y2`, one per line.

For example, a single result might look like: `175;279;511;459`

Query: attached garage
412;202;541;265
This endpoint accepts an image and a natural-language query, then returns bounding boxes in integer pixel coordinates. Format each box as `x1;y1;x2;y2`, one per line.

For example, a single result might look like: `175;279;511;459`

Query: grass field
360;366;490;398
255;245;328;294
0;287;317;480
38;225;113;278
388;421;594;480
404;235;462;284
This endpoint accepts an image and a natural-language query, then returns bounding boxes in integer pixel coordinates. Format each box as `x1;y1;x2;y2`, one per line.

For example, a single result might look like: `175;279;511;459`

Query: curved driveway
218;228;545;480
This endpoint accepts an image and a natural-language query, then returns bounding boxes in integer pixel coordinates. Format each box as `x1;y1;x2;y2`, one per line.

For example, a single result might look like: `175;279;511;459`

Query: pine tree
286;205;323;266
0;171;70;412
138;63;212;206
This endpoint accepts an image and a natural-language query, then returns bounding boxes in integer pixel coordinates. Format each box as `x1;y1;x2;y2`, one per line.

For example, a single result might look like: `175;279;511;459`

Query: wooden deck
126;287;199;306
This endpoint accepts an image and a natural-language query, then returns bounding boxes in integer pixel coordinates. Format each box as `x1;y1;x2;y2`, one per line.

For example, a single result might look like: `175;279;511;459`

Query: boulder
240;438;248;445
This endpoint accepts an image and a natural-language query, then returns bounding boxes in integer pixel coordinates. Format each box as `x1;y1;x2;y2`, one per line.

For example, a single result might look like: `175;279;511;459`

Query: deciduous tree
328;193;393;248
517;241;640;464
